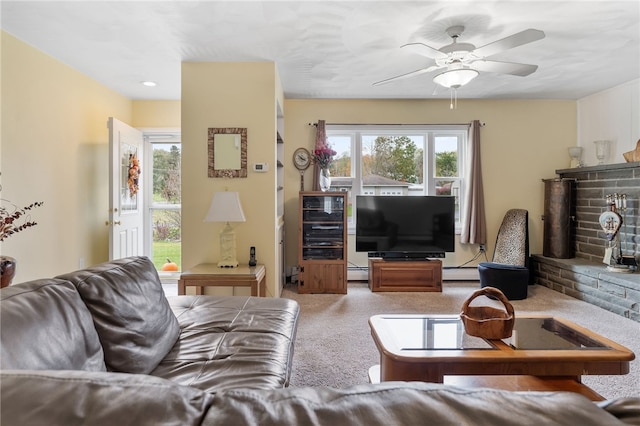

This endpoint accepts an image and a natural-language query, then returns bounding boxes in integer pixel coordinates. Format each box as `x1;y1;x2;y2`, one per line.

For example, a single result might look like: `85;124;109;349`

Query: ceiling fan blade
471;60;538;76
472;29;545;58
373;65;440;86
401;42;449;59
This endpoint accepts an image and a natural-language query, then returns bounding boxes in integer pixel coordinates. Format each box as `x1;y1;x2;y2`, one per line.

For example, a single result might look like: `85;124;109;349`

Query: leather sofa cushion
153;295;299;393
0;370;213;426
206;382;634;426
57;256;180;374
2;372;635;426
0;279;106;371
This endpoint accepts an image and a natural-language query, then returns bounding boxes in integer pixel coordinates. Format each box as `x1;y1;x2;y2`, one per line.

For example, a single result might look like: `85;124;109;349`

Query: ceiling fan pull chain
450;87;459;110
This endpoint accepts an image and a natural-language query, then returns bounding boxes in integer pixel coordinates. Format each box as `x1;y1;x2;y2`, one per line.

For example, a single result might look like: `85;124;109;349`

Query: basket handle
461;287;515;317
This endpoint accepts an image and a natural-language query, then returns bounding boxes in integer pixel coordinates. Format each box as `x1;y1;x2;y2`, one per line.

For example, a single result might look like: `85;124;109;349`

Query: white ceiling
2;1;639;101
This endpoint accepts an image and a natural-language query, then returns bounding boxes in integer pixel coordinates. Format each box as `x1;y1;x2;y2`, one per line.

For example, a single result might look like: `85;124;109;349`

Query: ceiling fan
373;26;545;89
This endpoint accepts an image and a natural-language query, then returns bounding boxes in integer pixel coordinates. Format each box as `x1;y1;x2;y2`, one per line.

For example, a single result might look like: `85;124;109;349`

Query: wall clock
292;147;311;191
293;147;311;170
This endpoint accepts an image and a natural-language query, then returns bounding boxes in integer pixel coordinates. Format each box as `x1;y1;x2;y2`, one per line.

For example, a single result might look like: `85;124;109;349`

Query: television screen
356;195;455;256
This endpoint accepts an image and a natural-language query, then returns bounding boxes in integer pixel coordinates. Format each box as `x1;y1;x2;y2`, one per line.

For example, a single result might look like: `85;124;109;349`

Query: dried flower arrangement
0;181;43;241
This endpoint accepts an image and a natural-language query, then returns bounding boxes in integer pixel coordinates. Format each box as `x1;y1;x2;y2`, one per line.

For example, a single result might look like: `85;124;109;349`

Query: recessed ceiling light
141;81;157;87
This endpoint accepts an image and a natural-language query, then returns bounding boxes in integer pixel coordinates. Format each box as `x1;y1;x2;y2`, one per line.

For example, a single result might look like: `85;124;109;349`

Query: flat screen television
356;195;455;259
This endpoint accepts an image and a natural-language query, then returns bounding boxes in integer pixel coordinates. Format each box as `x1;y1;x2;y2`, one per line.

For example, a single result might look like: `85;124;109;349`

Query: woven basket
623;140;640;163
460;287;515;340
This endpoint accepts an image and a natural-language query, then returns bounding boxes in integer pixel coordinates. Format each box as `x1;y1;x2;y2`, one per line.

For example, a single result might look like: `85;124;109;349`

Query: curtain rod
309;122;486;127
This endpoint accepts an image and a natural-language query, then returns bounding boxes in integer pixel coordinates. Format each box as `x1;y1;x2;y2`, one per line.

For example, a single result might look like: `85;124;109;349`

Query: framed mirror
208;127;247;178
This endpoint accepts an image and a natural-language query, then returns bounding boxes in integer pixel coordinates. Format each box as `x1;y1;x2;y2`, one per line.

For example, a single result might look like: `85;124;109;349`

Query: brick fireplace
532;162;640;322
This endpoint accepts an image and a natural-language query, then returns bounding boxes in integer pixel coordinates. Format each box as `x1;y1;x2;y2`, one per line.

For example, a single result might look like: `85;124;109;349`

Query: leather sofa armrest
0;370;213;426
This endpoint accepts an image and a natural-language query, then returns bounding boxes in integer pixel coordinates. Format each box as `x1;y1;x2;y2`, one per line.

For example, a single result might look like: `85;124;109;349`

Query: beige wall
181;62;282;297
282;99;577;272
1;32;132;282
132;100;181;128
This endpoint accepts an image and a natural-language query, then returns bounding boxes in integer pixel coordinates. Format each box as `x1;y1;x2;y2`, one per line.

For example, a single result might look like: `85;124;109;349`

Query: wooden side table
178;263;266;297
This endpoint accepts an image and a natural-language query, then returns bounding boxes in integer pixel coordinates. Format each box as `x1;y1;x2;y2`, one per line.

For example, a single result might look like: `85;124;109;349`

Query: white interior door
108;117;144;260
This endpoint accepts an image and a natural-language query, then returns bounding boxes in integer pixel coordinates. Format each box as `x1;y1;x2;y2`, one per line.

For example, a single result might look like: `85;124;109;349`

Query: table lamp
204;191;246;268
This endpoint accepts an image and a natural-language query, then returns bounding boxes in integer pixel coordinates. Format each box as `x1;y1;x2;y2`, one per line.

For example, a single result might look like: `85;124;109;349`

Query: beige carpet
282;282;640;400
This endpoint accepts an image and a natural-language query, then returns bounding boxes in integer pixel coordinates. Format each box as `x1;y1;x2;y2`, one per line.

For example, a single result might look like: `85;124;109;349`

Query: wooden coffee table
369;314;635;400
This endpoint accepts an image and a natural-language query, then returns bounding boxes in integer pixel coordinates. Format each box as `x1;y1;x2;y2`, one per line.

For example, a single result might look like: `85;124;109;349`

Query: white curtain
460;120;487;244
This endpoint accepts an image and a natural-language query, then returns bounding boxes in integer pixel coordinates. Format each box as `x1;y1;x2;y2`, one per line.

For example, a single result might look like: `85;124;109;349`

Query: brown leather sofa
1;256;639;425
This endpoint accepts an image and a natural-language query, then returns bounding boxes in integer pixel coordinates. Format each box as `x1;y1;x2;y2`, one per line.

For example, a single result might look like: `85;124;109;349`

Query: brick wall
558;163;640;262
532;162;640;322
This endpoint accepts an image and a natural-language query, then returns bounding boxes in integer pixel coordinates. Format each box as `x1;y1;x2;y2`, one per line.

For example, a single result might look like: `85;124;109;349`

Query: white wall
577;79;640;166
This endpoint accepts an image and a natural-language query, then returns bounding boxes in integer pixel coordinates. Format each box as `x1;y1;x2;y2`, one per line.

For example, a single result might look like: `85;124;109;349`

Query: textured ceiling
2;1;639;100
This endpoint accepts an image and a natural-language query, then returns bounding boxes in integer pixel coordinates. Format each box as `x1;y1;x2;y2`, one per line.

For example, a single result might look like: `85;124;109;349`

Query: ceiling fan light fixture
433;68;479;88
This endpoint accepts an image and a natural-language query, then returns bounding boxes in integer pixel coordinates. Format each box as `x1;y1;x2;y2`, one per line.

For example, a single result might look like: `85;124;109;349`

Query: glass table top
383;316;610;351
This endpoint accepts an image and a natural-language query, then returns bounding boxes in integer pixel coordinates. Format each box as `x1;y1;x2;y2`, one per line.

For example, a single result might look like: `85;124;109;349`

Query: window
144;134;181;272
325;125;466;231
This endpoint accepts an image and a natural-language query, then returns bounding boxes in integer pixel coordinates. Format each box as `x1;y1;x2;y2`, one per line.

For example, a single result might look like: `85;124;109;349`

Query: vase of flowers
0;256;16;289
1;181;43;287
319;167;331;192
312;143;337;192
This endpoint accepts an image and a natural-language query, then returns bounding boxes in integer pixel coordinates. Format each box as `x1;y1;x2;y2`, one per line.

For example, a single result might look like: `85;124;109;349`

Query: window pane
327;135;353;224
362;134;425;195
153;144;181;205
152;209;181;271
436;179;454;195
151;142;181;272
328;136;351;178
434;136;460;222
434;136;458;178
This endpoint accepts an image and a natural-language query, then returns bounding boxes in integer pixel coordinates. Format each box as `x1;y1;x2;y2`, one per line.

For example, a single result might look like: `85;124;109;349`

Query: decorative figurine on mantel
599;193;637;272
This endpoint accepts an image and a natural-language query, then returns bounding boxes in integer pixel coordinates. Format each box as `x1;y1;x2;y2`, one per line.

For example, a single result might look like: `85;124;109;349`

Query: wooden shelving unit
298;191;347;294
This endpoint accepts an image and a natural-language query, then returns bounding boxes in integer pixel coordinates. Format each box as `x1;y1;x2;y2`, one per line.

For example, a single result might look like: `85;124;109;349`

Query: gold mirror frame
208;127;247;178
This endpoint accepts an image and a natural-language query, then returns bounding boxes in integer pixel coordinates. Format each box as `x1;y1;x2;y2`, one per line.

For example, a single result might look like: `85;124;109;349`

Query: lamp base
217;260;239;268
218;222;239;268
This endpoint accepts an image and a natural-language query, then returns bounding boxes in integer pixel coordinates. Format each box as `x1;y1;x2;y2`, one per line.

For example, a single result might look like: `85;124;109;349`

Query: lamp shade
433;68;479;88
204;191;246;223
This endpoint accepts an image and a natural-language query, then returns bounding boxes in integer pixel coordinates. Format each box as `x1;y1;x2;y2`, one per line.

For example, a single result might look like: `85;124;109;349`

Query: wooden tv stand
368;258;442;292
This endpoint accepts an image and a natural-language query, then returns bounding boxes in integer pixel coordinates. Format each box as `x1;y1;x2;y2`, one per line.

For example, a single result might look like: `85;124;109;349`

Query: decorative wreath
128;153;141;197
